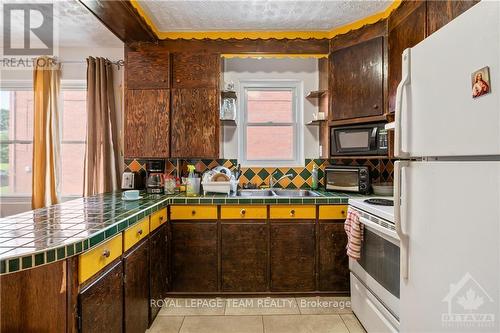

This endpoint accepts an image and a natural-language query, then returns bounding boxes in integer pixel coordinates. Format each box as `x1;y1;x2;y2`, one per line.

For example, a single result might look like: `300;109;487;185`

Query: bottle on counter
311;165;319;190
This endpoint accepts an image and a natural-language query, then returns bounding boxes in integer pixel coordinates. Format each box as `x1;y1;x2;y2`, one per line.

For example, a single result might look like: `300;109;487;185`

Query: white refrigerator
394;1;500;332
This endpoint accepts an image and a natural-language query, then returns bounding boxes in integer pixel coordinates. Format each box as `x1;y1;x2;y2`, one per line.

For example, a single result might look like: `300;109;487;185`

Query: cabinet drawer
150;208;167;231
78;234;123;284
124;218;150;252
270;205;316;219
319;205;348;220
221;206;267;220
170;205;217;220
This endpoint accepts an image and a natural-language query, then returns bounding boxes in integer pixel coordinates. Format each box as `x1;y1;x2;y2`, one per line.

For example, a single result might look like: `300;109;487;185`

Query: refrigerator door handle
394;160;410;280
394;48;411;159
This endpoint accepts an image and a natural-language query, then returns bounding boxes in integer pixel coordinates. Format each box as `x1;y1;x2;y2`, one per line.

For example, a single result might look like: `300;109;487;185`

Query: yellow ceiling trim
130;0;402;40
221;53;329;59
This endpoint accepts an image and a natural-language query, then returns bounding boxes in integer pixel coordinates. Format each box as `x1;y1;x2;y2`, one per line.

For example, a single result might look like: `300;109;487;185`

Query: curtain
32;56;61;209
84;57;121;196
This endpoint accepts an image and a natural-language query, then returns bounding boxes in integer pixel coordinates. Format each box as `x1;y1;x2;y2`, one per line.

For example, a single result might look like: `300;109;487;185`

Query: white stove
348;197;395;223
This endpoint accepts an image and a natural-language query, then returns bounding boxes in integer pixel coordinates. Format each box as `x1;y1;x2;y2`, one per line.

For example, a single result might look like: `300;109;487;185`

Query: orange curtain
84;57;121;196
32;56;61;209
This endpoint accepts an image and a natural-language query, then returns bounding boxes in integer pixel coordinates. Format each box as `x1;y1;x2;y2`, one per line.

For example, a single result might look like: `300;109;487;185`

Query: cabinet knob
373;104;379;109
290;209;296;217
331;233;335;239
102;249;111;258
191;210;196;216
176;79;181;83
159;216;164;222
137;229;143;236
240;209;246;216
341;210;345;216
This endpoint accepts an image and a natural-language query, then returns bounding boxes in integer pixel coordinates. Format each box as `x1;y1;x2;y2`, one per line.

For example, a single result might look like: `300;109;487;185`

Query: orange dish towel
344;209;364;260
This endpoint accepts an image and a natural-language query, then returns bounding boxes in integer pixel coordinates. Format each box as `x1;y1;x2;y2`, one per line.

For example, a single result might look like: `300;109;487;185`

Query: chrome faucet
269;172;293;189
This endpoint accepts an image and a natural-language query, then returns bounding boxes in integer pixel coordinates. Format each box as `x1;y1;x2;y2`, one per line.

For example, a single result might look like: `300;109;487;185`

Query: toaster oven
324;165;370;194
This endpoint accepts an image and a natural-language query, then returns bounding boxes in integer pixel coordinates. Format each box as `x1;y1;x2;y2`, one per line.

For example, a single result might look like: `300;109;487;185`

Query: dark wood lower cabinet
318;222;350;292
270;222;316;292
221;222;268;292
123;239;150;333
171;222;218;292
149;224;169;323
79;260;123;333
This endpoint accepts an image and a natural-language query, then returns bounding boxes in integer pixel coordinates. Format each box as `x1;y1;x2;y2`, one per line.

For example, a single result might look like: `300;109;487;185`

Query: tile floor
147;297;366;333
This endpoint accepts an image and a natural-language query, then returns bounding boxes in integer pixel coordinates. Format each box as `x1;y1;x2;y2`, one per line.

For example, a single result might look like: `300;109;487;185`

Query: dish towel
344;209;364;260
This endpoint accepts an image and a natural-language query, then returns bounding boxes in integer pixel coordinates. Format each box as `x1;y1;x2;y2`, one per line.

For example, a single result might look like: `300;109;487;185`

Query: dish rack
202;179;238;195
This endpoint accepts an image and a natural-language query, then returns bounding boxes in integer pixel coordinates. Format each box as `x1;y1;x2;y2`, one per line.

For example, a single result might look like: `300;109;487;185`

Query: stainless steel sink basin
272;189;320;197
236;189;275;197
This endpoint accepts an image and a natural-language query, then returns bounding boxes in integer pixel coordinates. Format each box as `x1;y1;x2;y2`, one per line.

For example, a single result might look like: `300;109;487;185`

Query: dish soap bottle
186;165;198;197
311;165;319;190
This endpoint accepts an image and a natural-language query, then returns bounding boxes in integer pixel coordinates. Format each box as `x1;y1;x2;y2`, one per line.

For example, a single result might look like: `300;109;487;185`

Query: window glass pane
62;90;86;141
0;90;33;141
246;126;294;160
61;143;85;196
0;143;32;195
247;90;293;123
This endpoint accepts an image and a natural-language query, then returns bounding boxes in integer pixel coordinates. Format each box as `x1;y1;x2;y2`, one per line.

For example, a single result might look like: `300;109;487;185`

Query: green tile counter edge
0;190;360;275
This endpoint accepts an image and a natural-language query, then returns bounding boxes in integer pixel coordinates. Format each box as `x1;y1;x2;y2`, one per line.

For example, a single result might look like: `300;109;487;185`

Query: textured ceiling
137;0;393;32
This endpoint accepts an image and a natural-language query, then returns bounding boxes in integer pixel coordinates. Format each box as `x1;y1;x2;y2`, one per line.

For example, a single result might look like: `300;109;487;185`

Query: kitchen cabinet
172;53;220;89
124;89;170;158
388;1;426;113
123;239;150;333
126;46;170;90
330;36;385;122
221;221;268;292
170;88;219;158
318;222;349;292
171;222;218;291
79;260;123;333
149;224;169;322
270;222;316;291
426;0;479;36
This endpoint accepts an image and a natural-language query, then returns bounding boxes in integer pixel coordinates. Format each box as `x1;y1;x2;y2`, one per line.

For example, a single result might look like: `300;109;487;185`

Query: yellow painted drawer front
170;205;217;220
78;234;123;284
221;206;267;219
319;205;348;220
124;218;150;252
150;208;167;231
270;205;316;219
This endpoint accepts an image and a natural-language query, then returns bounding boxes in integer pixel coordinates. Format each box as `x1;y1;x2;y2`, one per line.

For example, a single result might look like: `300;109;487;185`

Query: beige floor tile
147;316;185;333
158;298;226;316
224;297;300;315
180;315;263;333
263;314;349;333
341;314;366;333
296;296;353;315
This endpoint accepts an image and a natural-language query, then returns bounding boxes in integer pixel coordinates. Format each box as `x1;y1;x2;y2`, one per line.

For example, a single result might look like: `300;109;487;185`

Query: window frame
238;80;304;167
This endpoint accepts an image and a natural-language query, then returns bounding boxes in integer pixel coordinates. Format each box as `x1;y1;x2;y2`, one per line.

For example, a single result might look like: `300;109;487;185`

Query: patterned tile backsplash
124;158;394;189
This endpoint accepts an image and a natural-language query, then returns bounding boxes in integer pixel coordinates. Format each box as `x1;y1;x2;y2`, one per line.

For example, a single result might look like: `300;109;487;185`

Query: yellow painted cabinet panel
318;205;348;220
150;208;167;231
269;205;316;219
220;206;267;219
124;218;150;252
78;234;123;284
170;205;217;220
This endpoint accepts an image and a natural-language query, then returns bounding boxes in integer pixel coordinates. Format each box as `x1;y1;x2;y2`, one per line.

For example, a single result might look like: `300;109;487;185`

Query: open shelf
305;120;326;126
306;90;327;98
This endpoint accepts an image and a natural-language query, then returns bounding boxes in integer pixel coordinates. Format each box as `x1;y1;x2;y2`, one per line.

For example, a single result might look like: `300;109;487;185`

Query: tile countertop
0;190;361;275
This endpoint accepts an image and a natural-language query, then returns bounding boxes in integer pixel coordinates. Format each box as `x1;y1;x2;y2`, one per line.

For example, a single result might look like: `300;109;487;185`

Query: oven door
331;126;378;156
349;211;400;319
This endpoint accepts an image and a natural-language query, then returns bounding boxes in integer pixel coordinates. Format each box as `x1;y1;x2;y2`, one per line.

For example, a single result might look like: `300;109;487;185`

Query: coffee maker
146;160;165;194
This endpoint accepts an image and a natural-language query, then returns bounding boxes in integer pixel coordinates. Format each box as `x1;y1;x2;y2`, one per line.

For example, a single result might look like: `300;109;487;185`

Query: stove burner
364;198;394;206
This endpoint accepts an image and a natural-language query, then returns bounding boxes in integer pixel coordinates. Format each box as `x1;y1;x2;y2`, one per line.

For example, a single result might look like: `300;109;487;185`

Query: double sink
235;189;320;198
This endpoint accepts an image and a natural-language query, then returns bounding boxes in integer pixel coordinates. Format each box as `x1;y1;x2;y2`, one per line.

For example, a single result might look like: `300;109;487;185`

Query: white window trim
238;79;304;167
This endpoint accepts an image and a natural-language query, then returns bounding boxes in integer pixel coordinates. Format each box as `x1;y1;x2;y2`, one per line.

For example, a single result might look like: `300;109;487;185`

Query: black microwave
330;123;388;156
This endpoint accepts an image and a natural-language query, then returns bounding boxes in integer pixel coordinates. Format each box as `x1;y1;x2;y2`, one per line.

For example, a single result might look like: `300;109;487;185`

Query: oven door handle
358;215;399;245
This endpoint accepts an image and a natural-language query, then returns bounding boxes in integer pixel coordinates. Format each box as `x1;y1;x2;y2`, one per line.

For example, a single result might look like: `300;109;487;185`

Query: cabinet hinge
77;315;82;332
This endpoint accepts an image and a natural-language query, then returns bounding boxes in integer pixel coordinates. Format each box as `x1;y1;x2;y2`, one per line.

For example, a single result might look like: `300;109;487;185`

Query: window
0;82;86;197
239;81;303;167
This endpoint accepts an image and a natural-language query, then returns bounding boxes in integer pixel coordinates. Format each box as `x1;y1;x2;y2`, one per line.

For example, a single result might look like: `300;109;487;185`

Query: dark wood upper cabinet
426;0;479;36
221;222;268;292
270;222;316;292
149;225;169;323
79;261;123;333
171;88;219;158
123;239;150;333
171;222;218;292
126;46;170;89
318;222;350;292
124;89;170;158
330;36;385;122
388;1;426;114
172;53;220;89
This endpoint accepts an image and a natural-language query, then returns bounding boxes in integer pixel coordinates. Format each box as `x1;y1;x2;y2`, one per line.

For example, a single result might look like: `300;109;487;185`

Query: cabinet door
171;88;219;158
172;53;220;89
318;223;349;292
126;46;170;89
149;225;169;323
124;89;170;158
426;0;479;36
221;222;268;292
270;223;315;291
388;2;426;113
123;239;150;333
79;261;123;333
331;37;384;121
171;222;218;291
